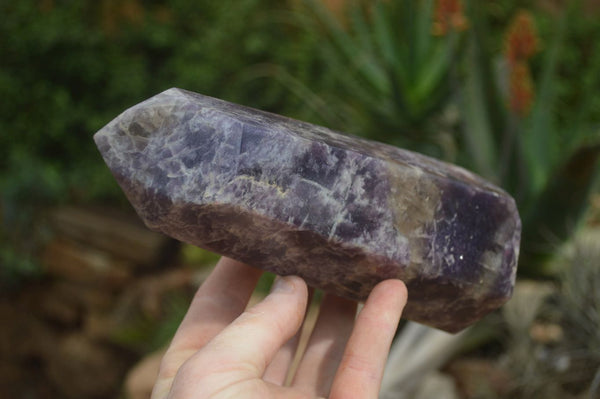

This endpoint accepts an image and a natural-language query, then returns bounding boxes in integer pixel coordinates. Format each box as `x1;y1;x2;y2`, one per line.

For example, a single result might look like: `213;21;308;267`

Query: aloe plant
462;1;600;274
292;0;467;156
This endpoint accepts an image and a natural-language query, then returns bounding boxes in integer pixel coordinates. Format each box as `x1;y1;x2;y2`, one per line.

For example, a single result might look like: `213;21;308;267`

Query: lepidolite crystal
94;88;520;332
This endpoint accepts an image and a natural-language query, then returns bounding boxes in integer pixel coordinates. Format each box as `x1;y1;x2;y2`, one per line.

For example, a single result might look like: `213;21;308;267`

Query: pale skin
152;257;408;399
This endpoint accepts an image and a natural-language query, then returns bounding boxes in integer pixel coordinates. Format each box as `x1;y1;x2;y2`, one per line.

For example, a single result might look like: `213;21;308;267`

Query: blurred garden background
1;0;599;398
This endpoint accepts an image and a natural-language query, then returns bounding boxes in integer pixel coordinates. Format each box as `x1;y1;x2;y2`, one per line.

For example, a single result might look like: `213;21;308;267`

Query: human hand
151;257;407;399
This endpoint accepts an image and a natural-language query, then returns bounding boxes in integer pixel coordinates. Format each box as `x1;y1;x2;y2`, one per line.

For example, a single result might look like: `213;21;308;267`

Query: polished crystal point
94;88;521;332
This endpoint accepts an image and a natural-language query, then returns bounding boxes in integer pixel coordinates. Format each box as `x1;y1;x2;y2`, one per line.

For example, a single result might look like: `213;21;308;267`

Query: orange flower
101;0;145;35
433;0;468;36
505;11;539;65
39;0;54;12
509;62;535;117
504;10;539;117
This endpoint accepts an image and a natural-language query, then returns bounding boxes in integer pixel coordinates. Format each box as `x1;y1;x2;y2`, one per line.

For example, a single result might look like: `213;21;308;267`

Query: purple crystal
94;88;521;332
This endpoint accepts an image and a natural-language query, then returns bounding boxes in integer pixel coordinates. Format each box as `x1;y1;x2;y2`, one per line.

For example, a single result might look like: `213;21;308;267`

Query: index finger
329;279;407;399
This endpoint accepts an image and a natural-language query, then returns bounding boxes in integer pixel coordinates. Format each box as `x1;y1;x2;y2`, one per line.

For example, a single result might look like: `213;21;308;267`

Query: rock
94;88;521;332
529;322;564;344
42;237;133;287
36;288;81;326
45;333;130;399
445;358;512;398
50;280;116;312
502;280;555;334
381;322;467;395
0;360;57;399
83;267;196;342
0;300;57;360
49;206;178;269
412;371;459;399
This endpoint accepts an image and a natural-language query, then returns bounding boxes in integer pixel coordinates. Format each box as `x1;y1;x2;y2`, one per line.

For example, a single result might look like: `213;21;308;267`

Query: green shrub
0;0;312;285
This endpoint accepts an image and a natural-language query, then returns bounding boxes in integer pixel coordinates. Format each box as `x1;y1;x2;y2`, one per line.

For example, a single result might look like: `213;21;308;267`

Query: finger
166;276;308;398
263;287;314;386
152;257;262;399
291;293;357;396
168;257;263;353
329;280;407;399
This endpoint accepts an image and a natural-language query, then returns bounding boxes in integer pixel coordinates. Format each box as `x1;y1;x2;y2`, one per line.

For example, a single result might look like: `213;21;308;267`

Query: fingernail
271;276;295;293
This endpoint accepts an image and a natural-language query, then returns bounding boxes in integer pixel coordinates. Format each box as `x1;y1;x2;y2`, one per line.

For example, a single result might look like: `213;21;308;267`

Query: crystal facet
94;88;521;332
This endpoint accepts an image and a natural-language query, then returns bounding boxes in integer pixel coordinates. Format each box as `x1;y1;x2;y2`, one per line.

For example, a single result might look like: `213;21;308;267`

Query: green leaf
415;0;435;66
412;32;457;106
520;141;600;274
349;2;376;57
569;41;600;145
463;0;508;149
306;0;389;94
372;1;399;70
460;37;498;181
525;10;568;193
